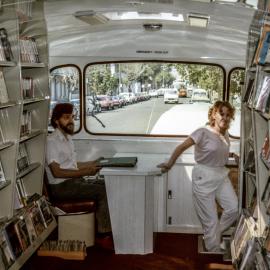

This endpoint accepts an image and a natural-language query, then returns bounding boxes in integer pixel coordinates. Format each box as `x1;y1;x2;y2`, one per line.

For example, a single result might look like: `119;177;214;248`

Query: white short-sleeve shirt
45;129;78;184
189;126;230;167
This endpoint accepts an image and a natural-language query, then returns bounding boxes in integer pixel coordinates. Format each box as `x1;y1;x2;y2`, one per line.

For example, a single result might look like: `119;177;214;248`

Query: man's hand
88;164;102;176
157;162;171;173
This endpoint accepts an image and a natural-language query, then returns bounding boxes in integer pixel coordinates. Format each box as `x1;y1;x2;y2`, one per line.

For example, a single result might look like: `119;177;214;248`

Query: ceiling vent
143;23;163;31
73;10;109;25
187;13;210;28
126;0;174;5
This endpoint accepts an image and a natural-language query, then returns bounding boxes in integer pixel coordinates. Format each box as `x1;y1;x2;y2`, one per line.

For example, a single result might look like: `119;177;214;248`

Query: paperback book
0;69;9;104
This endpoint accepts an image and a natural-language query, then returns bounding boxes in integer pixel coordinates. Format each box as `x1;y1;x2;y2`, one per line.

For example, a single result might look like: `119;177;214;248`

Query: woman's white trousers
192;164;238;251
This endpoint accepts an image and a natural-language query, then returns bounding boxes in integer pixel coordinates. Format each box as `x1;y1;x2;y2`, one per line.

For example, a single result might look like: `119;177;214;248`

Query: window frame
49;64;83;134
227;67;245;139
83;60;227;137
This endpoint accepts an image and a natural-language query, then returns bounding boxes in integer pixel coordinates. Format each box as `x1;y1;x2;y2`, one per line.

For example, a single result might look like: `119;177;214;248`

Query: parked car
119;92;132;104
149;89;158;98
164;88;179;104
110;96;122;108
96;95;114;110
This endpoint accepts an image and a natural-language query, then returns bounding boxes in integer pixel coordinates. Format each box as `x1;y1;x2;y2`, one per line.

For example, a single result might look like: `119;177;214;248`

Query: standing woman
158;100;238;252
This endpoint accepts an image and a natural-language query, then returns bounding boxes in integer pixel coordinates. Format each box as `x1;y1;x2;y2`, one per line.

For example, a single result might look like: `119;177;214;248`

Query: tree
174;63;224;99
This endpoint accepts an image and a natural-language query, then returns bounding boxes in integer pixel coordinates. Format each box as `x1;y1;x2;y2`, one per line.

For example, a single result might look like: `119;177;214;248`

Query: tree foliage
85;62;243;100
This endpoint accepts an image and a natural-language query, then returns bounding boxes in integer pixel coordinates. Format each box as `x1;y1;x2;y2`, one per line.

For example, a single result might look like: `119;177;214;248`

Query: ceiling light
192;0;212;2
212;0;237;2
187;13;209;28
74;10;109;25
103;11;184;22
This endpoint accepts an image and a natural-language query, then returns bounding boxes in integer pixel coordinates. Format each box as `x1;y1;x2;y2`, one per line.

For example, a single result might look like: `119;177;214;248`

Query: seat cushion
53;199;96;213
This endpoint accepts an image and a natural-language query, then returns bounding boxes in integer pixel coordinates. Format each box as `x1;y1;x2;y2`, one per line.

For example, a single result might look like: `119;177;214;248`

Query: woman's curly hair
208;100;235;127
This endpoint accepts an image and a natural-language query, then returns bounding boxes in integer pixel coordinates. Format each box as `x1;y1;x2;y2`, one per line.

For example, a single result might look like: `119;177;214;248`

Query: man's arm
77;157;103;169
49;161;101;178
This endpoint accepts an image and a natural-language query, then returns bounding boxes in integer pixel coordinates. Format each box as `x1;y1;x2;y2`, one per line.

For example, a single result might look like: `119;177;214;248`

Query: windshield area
84;62;240;136
49;63;242;137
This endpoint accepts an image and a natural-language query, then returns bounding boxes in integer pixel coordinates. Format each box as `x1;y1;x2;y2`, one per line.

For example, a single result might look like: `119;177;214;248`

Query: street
83;97;240;136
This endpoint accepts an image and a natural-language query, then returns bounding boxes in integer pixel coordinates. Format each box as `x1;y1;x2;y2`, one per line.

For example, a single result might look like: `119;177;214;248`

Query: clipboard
96;157;138;167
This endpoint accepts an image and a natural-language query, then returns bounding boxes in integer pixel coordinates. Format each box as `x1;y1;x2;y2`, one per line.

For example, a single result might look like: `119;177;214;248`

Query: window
84;62;226;136
228;68;245;137
49;65;81;132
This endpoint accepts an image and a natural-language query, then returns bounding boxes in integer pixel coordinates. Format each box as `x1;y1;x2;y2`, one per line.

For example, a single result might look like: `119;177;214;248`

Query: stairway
198;235;233;269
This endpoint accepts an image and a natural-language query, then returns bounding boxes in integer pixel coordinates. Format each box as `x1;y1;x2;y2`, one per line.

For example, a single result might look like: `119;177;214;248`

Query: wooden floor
22;233;233;270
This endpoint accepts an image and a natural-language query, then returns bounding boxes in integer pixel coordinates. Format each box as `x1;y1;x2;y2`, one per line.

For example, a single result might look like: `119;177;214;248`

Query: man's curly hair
51;103;73;128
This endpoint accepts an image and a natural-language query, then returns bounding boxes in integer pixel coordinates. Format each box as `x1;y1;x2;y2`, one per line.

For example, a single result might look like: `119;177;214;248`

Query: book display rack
232;1;270;268
0;1;56;269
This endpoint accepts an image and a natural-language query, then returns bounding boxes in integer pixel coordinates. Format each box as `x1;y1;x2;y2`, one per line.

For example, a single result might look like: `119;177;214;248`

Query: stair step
198;235;224;255
222;237;232;262
197;235;232;261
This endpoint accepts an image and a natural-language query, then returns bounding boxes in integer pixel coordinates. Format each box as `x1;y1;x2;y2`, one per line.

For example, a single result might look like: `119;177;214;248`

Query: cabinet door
166;164;202;233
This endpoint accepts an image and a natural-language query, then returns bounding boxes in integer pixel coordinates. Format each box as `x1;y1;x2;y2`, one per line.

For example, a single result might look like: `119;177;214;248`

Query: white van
191;89;210;103
164;88;179;104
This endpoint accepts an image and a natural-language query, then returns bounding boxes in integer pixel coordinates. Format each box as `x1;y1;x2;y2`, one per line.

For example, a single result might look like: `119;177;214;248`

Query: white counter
101;153;165;254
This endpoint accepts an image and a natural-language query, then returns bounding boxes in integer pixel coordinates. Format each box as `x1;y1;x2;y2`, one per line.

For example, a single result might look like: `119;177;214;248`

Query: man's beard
59;122;74;135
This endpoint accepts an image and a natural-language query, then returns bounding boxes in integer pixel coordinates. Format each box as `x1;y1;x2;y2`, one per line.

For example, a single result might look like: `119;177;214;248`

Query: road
81;97;240;136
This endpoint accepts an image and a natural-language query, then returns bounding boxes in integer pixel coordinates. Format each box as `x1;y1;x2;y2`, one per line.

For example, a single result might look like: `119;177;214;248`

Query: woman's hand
232;153;239;165
157;162;171;173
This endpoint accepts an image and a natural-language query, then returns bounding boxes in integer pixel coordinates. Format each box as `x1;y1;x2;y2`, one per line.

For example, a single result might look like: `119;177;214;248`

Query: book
28;204;46;236
257;31;270;65
0;230;15;269
0;69;9;104
15;178;27;207
237;237;256;270
0;159;6;185
20;110;32;137
3;220;23;258
13;215;31;251
17;143;30;173
261;177;270;210
24;209;37;244
232;210;256;262
0;28;13;62
255;252;269;270
253;25;270;65
96;156;138;167
36;197;53;228
20;37;40;63
243;78;254;103
243;149;255;173
22;77;34;99
0;247;7;270
255;75;270;111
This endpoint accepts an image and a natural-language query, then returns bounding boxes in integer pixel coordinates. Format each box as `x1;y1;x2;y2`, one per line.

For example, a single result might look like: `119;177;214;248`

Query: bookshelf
231;3;270;268
0;1;56;269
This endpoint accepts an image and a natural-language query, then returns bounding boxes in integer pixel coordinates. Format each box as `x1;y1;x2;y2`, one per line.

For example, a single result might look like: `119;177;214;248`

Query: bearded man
45;103;112;245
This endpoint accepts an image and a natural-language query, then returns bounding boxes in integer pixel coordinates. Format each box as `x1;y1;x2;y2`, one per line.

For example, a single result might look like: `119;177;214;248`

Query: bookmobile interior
1;0;270;269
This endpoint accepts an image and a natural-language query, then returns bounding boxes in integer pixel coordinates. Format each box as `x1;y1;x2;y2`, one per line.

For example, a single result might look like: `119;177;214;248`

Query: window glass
228;68;244;137
49;66;80;132
85;62;226;136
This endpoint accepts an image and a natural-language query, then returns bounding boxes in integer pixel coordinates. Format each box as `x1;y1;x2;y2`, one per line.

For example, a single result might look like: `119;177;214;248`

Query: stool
43;172;96;247
58;212;95;247
53;200;96;247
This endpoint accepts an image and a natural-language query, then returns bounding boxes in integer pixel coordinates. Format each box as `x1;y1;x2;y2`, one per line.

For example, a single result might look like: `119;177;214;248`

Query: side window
49;66;81;132
228;68;245;137
84;62;225;136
